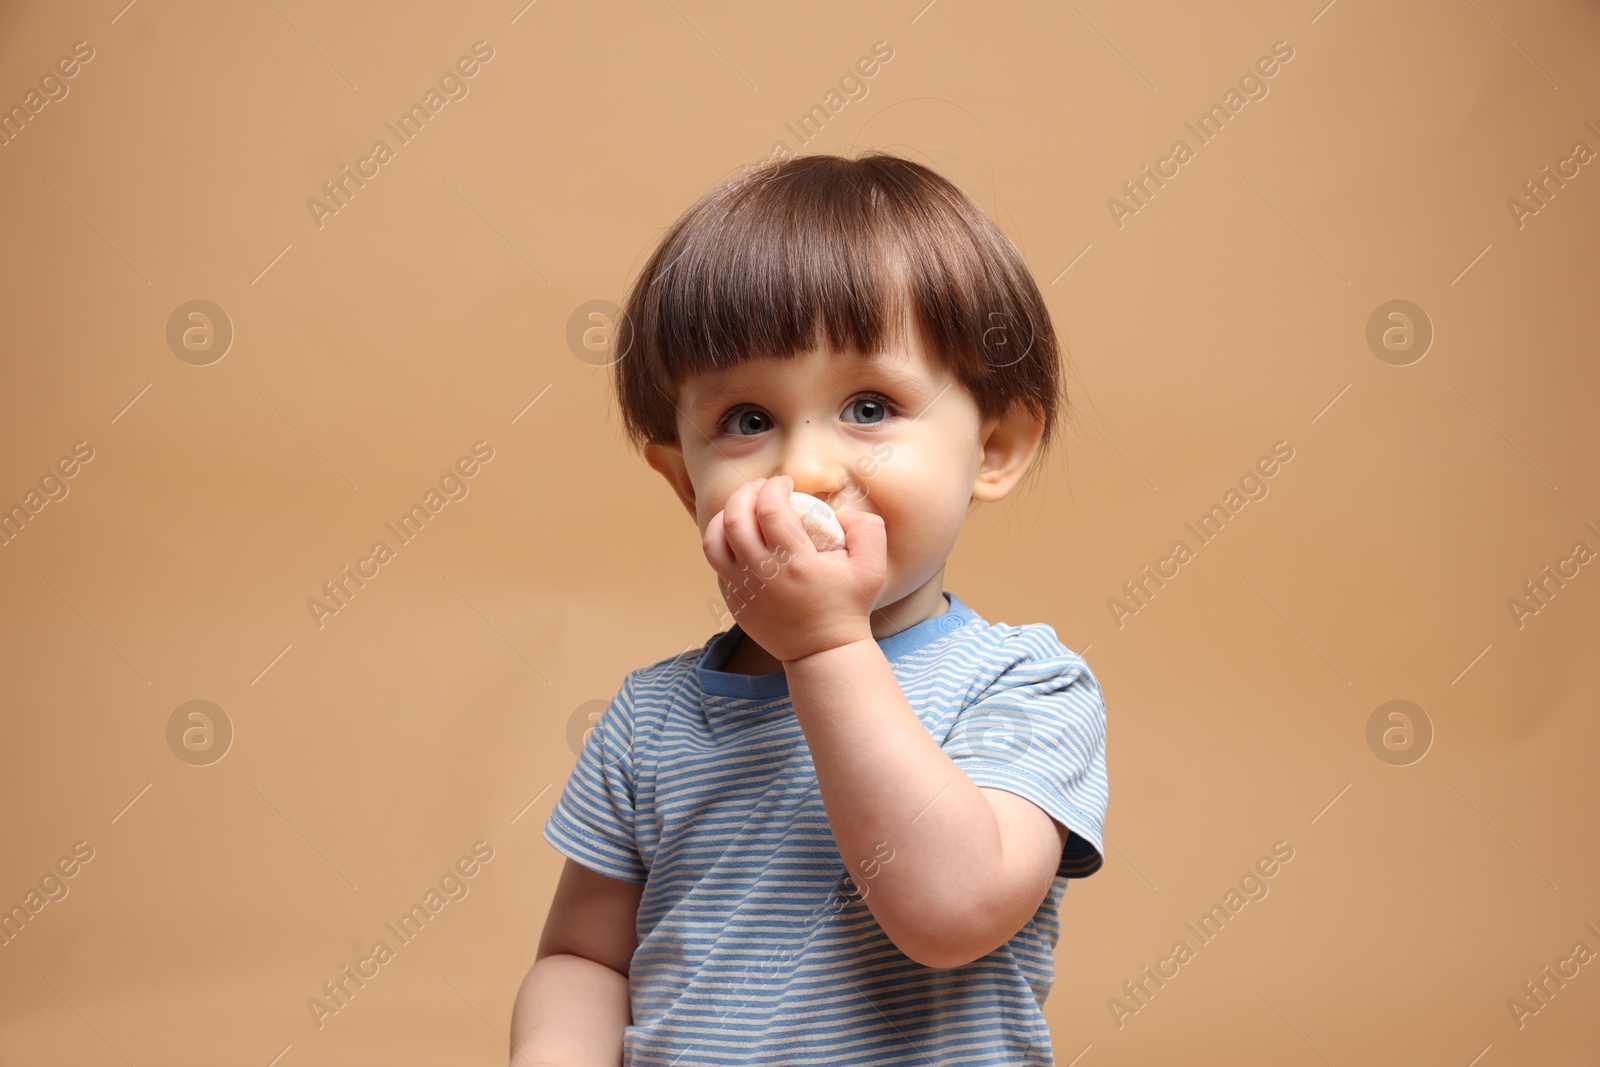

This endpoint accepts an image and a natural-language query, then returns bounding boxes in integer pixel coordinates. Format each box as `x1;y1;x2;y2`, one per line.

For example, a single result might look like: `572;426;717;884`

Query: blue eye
719;408;772;436
844;394;895;424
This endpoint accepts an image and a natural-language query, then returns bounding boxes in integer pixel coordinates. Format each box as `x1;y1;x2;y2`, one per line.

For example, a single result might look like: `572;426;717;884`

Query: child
510;152;1109;1066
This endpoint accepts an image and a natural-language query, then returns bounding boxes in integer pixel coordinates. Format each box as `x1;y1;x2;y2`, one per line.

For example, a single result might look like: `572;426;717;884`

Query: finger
701;510;738;579
838;508;886;566
721;477;771;565
756;475;810;560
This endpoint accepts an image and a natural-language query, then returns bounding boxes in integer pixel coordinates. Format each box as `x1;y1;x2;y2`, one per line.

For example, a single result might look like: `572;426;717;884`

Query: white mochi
788;492;846;551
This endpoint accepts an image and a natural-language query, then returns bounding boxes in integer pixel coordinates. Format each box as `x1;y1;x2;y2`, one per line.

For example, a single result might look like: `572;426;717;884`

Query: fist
702;475;887;664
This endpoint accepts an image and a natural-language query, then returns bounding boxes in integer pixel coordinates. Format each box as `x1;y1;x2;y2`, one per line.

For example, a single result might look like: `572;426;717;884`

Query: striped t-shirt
543;590;1110;1066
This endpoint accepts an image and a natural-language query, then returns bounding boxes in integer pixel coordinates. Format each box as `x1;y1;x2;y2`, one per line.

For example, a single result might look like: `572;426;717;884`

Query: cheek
694;472;744;529
868;462;969;557
698;476;761;537
697;496;727;538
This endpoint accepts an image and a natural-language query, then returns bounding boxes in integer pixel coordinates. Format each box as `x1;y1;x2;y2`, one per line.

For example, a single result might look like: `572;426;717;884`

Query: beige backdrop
2;1;1597;1064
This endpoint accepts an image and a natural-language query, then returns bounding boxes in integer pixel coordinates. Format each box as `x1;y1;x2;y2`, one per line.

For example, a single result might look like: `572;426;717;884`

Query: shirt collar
695;590;980;701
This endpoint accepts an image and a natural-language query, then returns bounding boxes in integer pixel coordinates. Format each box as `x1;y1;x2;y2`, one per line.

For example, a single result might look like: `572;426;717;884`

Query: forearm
508;952;630;1067
784;637;1005;966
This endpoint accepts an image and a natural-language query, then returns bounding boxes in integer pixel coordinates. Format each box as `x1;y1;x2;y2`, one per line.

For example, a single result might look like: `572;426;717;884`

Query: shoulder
618;638;713;698
600;634;729;734
586;642;710;750
956;617;1101;700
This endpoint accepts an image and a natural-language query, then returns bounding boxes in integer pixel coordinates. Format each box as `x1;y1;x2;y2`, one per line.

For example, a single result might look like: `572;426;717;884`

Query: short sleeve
542;674;648;883
943;631;1109;879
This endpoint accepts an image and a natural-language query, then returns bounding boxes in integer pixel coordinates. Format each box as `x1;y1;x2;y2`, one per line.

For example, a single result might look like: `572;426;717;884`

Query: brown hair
611;151;1064;466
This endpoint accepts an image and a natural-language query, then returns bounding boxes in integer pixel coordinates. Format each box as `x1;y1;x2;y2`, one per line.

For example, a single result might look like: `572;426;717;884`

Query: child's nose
777;426;850;502
779;472;846;507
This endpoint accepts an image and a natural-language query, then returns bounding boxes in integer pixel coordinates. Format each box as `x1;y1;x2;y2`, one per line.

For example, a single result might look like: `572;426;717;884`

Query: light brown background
2;0;1597;1064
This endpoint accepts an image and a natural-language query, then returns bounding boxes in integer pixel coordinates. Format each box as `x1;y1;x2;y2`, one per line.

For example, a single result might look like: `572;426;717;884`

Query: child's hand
703;475;886;664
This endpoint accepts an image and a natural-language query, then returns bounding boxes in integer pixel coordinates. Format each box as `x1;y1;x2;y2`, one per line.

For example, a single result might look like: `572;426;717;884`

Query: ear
971;404;1044;504
644;440;699;521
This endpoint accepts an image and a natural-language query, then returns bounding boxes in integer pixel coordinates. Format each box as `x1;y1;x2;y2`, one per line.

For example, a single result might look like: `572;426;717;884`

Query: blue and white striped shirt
544;590;1110;1066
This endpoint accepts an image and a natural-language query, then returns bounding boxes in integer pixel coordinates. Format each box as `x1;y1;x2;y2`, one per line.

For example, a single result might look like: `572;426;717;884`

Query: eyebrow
688;381;743;418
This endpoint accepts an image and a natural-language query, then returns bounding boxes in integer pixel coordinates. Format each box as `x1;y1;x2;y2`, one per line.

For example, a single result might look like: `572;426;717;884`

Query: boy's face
643;324;1044;620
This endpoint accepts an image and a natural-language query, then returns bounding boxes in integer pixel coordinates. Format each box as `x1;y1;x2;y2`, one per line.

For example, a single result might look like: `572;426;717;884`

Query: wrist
781;630;876;670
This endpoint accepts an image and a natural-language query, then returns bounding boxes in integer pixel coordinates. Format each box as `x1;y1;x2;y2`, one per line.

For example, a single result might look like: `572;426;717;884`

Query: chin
873;574;918;610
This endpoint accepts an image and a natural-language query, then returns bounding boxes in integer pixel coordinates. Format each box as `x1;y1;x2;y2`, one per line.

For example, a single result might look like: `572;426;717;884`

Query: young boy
510;152;1109;1066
